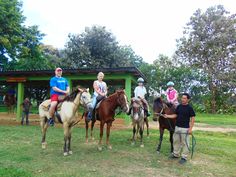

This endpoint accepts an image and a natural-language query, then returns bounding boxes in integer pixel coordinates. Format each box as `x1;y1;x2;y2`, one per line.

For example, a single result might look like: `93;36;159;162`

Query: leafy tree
64;25;143;68
0;0;25;69
176;5;236;113
0;0;46;70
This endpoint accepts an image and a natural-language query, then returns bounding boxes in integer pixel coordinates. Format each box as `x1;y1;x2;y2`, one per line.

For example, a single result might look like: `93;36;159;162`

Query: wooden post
16;82;24;120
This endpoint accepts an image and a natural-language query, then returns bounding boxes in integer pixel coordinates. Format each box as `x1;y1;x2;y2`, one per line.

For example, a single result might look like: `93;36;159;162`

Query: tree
0;0;25;69
64;25;143;68
176;5;236;113
0;0;46;70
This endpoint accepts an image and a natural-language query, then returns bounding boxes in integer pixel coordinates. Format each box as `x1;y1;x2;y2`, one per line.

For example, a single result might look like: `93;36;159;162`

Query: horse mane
154;97;163;105
106;89;125;101
63;89;81;102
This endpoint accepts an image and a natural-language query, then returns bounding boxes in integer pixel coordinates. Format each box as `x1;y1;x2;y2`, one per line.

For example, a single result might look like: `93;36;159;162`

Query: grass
0;125;236;177
195;113;236;127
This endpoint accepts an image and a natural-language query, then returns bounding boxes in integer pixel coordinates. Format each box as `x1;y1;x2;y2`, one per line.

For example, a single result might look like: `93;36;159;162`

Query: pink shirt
166;89;178;102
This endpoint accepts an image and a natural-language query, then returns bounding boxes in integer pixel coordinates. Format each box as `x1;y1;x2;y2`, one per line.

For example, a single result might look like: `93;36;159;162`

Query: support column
16;82;24;120
67;79;73;92
125;76;132;101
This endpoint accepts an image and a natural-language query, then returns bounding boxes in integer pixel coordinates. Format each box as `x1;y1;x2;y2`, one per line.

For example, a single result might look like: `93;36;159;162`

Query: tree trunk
210;83;217;114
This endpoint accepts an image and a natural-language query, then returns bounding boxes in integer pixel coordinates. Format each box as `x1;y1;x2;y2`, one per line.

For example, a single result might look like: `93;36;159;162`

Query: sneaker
179;158;187;164
48;118;54;126
169;154;179;159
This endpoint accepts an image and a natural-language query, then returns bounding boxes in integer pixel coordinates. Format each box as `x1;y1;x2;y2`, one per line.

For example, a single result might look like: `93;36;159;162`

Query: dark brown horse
85;90;129;150
153;97;176;153
4;93;16;114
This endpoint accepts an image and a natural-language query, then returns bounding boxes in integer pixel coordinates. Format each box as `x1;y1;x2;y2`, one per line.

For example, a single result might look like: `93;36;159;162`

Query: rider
128;78;150;117
166;81;179;107
48;67;70;126
87;72;107;120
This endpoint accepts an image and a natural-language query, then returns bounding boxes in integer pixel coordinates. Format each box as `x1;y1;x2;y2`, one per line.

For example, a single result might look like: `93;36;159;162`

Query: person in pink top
166;81;179;107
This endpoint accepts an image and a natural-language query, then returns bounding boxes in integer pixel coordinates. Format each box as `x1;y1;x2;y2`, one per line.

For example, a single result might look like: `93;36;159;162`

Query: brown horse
4;93;16;114
130;98;145;147
153;97;176;153
85;90;129;150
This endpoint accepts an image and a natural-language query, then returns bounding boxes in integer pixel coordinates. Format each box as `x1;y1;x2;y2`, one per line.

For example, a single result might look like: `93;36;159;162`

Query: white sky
22;0;236;63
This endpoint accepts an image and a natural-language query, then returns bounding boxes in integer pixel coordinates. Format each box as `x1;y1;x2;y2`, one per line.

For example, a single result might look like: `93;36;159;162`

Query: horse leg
131;123;136;145
156;128;164;153
68;126;73;155
63;123;69;156
85;120;89;143
145;117;150;138
41;117;49;149
106;122;112;150
91;120;96;141
140;122;144;148
170;131;174;153
98;121;105;151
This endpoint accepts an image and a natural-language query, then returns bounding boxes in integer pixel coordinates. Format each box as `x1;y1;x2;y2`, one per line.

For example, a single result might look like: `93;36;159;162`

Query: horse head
78;88;93;111
153;97;167;120
116;89;129;113
131;98;144;120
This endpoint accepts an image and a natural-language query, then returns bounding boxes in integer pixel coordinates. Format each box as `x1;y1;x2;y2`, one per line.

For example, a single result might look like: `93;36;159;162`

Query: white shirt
134;86;147;99
93;80;107;96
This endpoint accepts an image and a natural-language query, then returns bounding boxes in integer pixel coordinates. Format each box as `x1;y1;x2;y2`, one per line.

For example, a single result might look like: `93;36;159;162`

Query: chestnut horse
85;90;129;150
153;97;176;153
4;93;16;114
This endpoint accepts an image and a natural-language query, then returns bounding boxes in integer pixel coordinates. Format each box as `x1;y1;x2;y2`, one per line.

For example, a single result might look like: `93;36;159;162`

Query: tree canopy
176;5;236;113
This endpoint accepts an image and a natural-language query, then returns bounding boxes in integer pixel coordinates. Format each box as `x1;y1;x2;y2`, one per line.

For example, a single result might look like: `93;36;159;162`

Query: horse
39;88;93;156
130;98;145;147
85;90;129;151
153;97;176;153
3;93;16;114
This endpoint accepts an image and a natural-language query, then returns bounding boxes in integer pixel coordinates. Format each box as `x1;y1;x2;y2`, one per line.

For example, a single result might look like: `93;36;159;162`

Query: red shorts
50;94;59;101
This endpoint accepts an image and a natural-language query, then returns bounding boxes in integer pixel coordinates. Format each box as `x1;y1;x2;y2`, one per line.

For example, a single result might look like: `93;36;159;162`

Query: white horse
39;88;92;156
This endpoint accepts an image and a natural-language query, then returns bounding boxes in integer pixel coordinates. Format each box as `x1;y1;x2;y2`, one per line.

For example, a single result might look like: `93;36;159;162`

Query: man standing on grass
163;93;196;164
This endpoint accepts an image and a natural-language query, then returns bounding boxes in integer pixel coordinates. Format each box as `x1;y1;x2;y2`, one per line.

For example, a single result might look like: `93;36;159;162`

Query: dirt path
0;113;236;133
147;121;236;133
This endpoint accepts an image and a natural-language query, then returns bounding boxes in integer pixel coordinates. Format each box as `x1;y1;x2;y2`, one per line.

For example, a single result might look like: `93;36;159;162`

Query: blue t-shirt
50;76;68;95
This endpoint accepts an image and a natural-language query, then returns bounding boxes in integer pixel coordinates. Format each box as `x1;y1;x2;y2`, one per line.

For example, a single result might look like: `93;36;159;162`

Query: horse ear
78;88;83;92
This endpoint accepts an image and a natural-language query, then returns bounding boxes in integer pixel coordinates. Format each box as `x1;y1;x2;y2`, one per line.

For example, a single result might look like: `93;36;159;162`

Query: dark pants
21;111;29;125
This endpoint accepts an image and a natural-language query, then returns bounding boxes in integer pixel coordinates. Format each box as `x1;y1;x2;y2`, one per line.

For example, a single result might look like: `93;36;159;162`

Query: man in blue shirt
48;68;70;126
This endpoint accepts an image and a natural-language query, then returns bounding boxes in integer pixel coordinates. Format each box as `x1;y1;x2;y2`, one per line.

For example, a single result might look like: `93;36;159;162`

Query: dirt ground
0;112;236;132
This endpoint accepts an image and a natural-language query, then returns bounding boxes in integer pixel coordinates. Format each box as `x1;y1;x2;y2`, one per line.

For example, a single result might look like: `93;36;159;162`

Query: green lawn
0;125;236;177
195;113;236;127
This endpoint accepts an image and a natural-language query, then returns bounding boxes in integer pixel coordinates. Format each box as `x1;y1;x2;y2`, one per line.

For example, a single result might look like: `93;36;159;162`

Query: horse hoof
91;137;95;141
86;139;89;143
42;142;47;149
69;151;73;155
108;145;112;150
147;136;150;139
131;142;135;146
63;152;69;156
156;151;160;154
98;146;102;151
140;144;144;148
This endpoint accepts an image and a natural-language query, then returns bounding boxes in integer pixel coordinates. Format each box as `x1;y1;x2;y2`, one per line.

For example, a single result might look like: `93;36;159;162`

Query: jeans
21;111;29;125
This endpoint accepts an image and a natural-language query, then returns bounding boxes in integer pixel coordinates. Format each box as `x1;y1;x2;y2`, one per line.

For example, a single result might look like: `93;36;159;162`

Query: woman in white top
88;72;107;120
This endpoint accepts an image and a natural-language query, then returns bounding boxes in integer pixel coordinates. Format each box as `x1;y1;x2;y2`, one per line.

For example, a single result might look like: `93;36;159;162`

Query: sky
22;0;236;63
